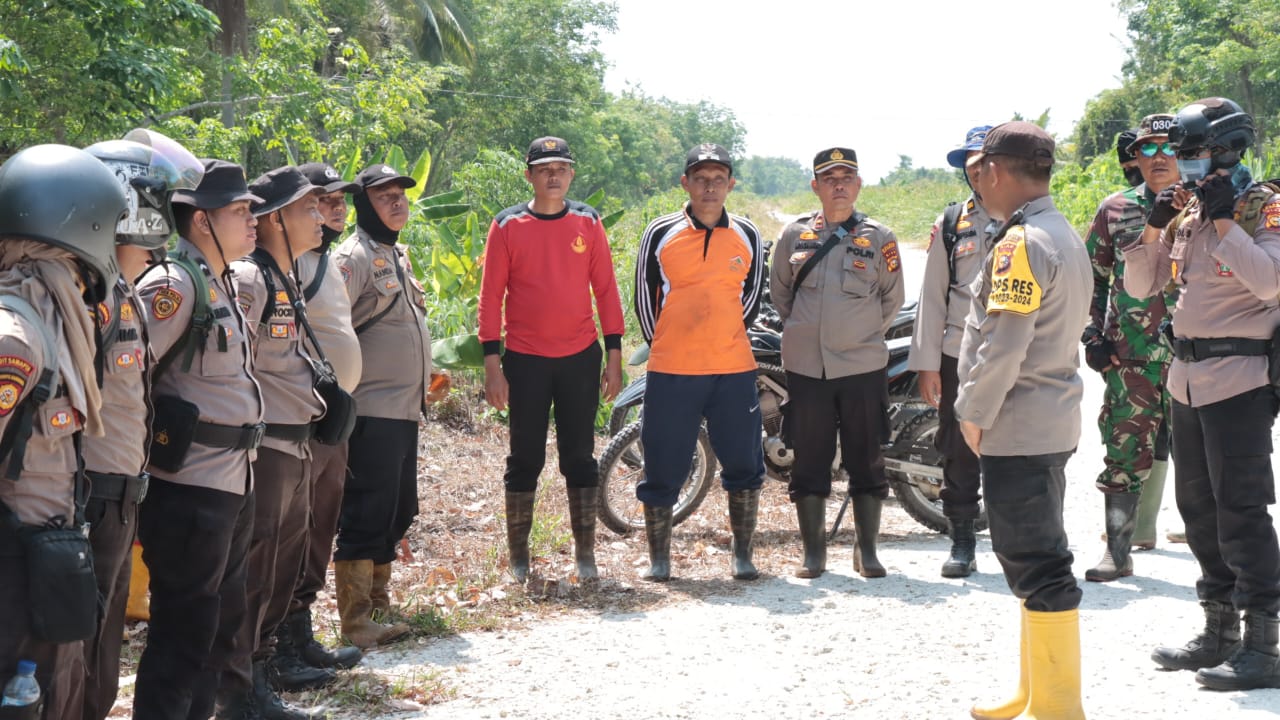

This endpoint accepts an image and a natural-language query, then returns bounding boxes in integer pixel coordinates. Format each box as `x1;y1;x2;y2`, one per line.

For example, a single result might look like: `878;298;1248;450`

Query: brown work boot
370;563;393;617
334;559;410;649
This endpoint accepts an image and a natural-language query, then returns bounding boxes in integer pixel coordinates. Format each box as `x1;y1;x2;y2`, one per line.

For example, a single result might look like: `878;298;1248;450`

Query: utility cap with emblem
813;147;858;175
0;143;127;298
1126;114;1176;152
978;121;1055;168
170;159;264;209
526;136;575;166
1115;128;1140;164
354;163;416;191
249;166;325;217
947;126;994;169
685;143;733;175
297;162;360;194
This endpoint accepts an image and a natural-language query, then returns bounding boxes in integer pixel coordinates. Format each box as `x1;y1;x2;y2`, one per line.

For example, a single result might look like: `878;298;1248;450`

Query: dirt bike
597;305;985;536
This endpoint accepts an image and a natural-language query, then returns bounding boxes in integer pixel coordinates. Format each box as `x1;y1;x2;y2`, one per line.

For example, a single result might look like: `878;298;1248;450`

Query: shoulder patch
0;382;20;415
881;240;900;273
340;265;352;285
95;301;110;326
987;228;1041;315
152;287;183;320
1264;199;1280;230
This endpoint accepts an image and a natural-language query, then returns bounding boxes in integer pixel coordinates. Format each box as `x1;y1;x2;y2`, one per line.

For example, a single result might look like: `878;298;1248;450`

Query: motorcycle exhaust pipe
883;457;945;481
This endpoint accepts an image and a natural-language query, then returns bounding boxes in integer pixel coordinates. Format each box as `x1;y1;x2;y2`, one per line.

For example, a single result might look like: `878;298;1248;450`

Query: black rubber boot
1197;612;1280;690
851;495;886;578
728;489;760;580
642;504;672;582
215;691;264;720
566;486;599;581
794;495;826;579
940;517;976;578
289;608;362;670
1086;492;1139;582
1152;600;1242;671
505;490;536;582
252;660;328;720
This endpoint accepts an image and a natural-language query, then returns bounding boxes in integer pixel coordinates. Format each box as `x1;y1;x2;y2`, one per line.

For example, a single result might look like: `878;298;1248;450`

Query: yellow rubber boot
1018;608;1086;719
125;541;151;622
971;605;1029;720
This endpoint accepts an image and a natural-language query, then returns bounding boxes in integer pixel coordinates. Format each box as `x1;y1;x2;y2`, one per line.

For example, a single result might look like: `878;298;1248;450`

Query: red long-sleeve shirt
478;200;624;357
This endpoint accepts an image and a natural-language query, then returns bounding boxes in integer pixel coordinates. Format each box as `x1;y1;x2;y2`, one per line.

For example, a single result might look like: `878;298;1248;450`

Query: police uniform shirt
954;195;1092;456
82;277;150;476
770;211;905;379
908;196;992;371
137;237;264;494
295;250;361;393
1122;187;1280;407
229;259;325;458
332;228;432;421
0;297;80;525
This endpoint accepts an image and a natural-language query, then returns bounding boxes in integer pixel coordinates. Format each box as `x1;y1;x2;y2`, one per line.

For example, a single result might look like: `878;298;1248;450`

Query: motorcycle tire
885;407;989;534
597;420;716;535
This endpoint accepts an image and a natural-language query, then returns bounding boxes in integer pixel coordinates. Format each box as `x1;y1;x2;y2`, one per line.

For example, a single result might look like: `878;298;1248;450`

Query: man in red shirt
478;136;624;583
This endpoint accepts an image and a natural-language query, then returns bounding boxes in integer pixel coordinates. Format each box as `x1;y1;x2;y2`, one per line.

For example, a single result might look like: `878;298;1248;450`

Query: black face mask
353;190;399;245
1123;165;1144;188
317;224;342;252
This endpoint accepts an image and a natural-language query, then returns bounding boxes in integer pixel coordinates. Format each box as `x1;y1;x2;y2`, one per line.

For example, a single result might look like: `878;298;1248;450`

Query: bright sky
601;0;1131;182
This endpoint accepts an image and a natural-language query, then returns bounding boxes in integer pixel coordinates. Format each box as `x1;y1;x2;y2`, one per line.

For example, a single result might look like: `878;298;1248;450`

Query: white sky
601;0;1132;182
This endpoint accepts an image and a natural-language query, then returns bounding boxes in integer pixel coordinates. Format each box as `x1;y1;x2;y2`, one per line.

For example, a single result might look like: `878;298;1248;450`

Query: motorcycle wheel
885;407;989;534
597;420;716;535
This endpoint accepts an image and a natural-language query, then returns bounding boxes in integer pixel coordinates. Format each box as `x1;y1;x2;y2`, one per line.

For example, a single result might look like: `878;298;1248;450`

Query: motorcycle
597;302;985;536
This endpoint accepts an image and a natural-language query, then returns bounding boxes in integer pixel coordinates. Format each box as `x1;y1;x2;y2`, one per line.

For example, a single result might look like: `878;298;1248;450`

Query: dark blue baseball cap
947;125;994;169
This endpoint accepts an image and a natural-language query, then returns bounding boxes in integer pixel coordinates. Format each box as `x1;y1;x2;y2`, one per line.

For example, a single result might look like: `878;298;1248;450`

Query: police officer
1080;114;1179;583
215;167;330;720
80;131;202;720
133;159;266;720
1124;97;1280;691
909;126;993;579
276;163;364;672
332;164;438;647
1117;127;1143;188
957;122;1091;719
0;144;125;720
771;147;905;579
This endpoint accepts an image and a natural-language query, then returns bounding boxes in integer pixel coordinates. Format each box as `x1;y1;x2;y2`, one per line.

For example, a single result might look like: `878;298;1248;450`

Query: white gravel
359;246;1280;719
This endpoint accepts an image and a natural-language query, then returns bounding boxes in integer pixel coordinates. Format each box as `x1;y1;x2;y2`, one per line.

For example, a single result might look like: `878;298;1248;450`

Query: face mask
1177;157;1212;185
1228;162;1253;194
1123;165;1145;188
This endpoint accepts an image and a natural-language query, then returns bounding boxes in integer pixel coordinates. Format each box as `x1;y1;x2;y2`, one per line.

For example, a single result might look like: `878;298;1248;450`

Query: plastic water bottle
0;660;40;707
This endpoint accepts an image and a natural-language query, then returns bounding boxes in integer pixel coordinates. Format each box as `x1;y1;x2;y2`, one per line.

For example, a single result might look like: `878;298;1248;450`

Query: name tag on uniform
790;250;815;265
954;240;977;257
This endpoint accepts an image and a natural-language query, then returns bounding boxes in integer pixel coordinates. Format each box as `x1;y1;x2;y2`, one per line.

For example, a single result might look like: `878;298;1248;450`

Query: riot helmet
0;144;126;299
85;131;203;250
1168;97;1256;181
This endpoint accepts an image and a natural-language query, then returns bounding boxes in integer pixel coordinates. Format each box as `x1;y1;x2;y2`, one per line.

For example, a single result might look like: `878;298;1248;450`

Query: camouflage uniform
1085;184;1176;493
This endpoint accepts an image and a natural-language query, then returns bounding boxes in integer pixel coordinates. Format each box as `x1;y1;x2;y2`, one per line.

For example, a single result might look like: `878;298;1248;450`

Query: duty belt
193;421;266;450
86;471;149;505
264;423;314;443
1169;335;1269;362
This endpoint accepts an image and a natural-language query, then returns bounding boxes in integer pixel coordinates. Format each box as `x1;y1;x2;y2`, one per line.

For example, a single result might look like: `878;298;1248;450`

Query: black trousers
82;494;139;720
981;451;1082;613
786;368;889;501
337;417;419;565
134;477;253;720
1172;386;1280;614
935;354;982;520
501;342;603;492
291;440;348;614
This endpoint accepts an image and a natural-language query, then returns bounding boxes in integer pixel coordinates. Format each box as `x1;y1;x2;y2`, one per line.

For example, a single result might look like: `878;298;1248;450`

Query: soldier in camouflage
1080;114;1179;582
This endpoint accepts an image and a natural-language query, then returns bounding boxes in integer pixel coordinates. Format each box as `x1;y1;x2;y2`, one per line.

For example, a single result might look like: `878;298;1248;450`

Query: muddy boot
794;495;826;579
252;659;327;720
288;608;362;670
370;563;393;617
505;490;536;582
941;518;977;578
334;559;411;649
1132;460;1168;550
642;504;672;582
728;489;760;580
267;621;336;691
566;486;599;581
1152;600;1242;671
1086;492;1139;582
851;495;886;578
1197;611;1280;690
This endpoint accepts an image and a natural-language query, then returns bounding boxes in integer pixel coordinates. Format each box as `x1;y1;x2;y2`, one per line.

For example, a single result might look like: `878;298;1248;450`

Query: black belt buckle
247;422;266;450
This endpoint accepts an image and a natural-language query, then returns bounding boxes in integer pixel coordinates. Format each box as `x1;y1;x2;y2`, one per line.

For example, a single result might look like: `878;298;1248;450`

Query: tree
736;156;810;197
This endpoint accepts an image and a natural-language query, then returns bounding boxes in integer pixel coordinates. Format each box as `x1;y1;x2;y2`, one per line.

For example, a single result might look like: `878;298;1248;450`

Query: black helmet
85;130;203;250
1169;97;1255;162
0;144;126;298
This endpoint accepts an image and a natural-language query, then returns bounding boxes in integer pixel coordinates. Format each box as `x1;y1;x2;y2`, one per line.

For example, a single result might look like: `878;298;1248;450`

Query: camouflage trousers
1096;360;1171;494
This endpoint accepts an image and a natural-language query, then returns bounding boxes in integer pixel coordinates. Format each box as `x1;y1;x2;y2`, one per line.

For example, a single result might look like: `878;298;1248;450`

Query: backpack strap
0;295;61;482
244;250;279;328
148;252;215;382
941;202;965;289
353;249;407;336
792;211;867;290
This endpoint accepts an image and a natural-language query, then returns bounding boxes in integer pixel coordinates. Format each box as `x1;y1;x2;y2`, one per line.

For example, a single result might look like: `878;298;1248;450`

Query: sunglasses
1139;141;1175;158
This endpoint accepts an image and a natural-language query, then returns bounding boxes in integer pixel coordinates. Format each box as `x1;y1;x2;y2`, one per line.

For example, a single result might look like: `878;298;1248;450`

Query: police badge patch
152;287;183;320
881;241;900;272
